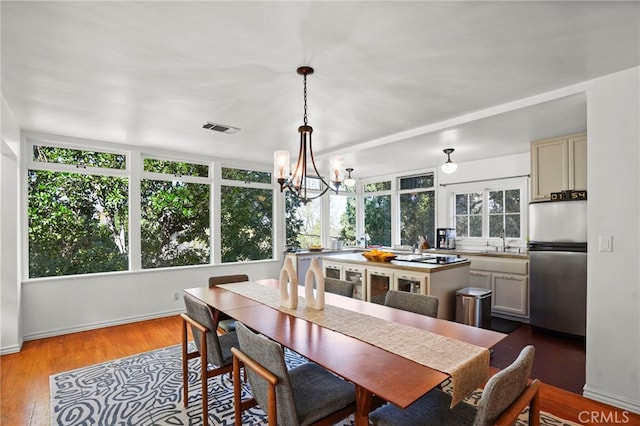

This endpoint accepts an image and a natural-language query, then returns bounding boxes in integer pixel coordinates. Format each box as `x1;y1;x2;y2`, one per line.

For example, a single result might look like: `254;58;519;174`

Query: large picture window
398;173;435;247
27;145;129;278
220;167;273;262
141;157;211;269
364;180;392;246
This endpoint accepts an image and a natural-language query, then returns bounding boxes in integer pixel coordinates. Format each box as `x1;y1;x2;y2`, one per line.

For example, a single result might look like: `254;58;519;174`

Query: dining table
184;278;506;426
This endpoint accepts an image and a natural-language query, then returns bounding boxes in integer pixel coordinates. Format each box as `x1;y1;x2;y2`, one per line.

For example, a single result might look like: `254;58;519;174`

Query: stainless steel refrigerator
528;199;587;337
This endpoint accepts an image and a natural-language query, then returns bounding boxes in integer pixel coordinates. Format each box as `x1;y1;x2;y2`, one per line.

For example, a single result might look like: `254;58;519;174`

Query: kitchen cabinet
395;271;429;295
531;132;587;201
491;273;529;317
321;253;470;320
465;255;529;320
323;261;342;279
344;265;366;301
469;270;492;290
366;267;394;305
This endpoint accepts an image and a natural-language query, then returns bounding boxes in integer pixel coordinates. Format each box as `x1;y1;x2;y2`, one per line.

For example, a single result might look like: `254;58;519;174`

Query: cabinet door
469;270;491;289
491;273;529;317
569;134;587;191
323;261;343;280
366;268;393;305
344;266;366;301
394;272;429;295
531;137;568;201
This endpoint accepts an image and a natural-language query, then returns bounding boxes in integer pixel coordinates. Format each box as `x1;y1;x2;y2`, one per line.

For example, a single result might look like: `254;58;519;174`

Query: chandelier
274;66;343;204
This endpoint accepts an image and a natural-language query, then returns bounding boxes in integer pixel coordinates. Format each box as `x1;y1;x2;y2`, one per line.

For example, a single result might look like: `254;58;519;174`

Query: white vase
279;257;298;309
305;258;325;310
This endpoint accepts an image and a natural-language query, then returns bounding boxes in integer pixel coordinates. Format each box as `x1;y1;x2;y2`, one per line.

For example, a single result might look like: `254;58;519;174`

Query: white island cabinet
321;253;470;321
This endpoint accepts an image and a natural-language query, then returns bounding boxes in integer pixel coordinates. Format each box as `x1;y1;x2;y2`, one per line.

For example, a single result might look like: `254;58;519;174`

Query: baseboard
22;308;184;342
583;385;640;414
0;342;23;355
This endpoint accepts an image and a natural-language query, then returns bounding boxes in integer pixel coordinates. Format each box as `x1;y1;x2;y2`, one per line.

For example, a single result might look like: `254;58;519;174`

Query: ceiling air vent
202;122;240;134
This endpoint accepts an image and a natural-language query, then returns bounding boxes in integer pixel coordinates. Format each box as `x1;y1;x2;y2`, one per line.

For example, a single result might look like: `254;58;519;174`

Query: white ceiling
2;1;639;178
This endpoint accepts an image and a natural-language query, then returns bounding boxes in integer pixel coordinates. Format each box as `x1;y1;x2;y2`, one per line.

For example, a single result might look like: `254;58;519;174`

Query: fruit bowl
362;250;397;262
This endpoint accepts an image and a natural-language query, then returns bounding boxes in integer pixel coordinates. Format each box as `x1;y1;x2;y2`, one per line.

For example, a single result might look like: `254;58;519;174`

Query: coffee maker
436;228;456;249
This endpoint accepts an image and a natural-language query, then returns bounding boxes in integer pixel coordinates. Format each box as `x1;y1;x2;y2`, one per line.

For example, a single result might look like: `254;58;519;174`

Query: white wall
1;94;22;354
583;67;640;413
21;261;282;341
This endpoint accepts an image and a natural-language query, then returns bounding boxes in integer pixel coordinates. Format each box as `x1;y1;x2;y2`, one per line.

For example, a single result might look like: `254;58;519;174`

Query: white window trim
445;177;529;251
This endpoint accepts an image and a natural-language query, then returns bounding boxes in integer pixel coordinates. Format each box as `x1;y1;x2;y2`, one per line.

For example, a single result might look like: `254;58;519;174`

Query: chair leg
233;356;243;426
182;318;189;408
200;329;209;425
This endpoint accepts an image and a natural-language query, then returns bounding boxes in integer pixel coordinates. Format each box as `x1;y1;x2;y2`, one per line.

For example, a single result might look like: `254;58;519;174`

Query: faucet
501;231;511;252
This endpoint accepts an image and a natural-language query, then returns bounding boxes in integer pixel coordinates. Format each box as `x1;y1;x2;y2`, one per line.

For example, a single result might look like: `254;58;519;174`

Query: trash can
456;287;492;329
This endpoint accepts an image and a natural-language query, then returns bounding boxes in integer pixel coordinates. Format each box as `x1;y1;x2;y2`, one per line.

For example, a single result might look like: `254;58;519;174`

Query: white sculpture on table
305;258;325;310
279;257;298;309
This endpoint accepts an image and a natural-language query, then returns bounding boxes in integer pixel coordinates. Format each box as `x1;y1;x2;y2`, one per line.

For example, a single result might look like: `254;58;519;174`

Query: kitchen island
322;252;471;320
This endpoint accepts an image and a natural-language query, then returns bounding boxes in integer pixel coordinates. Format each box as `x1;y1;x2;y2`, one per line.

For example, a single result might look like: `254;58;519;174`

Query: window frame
445;177;528;247
21;132;279;281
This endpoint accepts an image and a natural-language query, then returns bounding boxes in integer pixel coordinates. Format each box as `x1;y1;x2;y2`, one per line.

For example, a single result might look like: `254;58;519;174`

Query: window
329;193;356;246
489;189;521;238
28;145;129;278
220;167;273;262
288;194;322;248
398;173;435;247
141;158;210;269
452;185;523;239
364;180;392;246
455;192;483;237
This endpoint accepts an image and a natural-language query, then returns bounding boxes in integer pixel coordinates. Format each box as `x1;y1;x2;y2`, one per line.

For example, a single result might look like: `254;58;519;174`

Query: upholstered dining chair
231;322;357;426
384;290;439;318
370;345;540;426
208;274;249;334
324;277;355;298
182;294;240;424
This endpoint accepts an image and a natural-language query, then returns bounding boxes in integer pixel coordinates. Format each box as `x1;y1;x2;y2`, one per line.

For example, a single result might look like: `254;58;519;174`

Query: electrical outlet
173;292;180;301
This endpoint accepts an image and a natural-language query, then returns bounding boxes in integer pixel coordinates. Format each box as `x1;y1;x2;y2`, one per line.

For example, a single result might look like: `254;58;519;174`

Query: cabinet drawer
469;258;528;275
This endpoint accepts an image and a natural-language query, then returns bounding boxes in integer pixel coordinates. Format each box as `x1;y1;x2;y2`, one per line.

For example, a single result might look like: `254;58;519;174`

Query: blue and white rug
49;343;352;426
50;343;578;425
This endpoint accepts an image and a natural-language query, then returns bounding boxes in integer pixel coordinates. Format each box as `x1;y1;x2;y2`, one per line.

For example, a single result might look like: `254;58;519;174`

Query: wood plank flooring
2;315;638;425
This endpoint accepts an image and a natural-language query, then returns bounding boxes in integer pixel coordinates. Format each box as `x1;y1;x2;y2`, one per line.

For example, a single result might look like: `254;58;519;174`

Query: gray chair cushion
290;363;356;425
324;278;355;298
370;388;477;426
236;322;355;426
384;290;439;318
183;294;238;368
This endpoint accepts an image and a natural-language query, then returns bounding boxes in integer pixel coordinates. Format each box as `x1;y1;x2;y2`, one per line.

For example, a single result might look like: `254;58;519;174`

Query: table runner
219;282;489;407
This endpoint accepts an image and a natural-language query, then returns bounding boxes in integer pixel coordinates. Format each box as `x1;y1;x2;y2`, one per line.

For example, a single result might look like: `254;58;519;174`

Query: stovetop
395;254;465;265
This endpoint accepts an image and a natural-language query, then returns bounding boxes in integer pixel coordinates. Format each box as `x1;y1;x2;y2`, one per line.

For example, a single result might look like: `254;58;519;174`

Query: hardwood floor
2;316;638;425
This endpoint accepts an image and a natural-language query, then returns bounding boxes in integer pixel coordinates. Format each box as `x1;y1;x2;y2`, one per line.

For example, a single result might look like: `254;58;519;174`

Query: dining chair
208;274;249;333
384;290;439;318
182;294;240;424
231;321;357;426
324;277;355;298
370;345;540;426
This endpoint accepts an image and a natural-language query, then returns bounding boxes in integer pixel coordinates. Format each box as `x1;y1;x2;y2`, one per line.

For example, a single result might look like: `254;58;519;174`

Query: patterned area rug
50;344;579;425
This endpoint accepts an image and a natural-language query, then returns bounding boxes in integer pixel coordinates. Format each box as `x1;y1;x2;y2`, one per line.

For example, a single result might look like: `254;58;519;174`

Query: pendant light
274;66;343;204
441;148;457;174
343;168;356;187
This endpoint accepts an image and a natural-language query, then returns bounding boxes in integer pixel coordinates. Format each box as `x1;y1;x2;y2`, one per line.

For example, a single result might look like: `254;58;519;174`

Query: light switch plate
599;235;613;252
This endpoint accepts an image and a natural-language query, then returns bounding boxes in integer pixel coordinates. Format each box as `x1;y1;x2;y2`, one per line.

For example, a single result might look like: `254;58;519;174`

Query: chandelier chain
303;73;308;126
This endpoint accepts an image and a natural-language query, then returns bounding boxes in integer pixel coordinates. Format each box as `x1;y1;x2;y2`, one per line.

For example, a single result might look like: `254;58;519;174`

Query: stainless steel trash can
456;287;492;328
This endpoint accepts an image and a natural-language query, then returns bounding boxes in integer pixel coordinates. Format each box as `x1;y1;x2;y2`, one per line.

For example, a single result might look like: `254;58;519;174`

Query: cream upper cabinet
531;132;587;201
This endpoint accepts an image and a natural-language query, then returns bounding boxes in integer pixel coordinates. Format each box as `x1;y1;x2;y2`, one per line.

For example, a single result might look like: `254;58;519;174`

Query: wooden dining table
184;279;506;425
